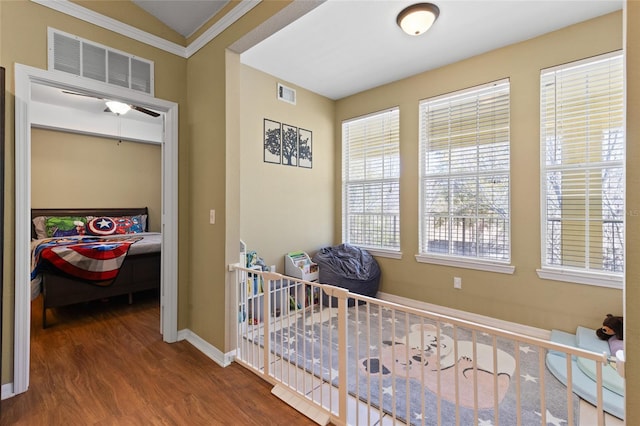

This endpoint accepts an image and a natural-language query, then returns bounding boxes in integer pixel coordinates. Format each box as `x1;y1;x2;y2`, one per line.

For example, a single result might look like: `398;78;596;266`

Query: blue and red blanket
31;235;142;283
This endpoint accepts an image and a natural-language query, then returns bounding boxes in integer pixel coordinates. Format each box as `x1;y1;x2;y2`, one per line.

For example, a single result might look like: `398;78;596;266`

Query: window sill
359;247;402;260
415;254;515;274
536;268;623;289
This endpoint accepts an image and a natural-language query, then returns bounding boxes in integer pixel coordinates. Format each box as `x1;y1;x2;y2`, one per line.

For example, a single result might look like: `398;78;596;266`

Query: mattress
547;327;625;420
30;232;162;300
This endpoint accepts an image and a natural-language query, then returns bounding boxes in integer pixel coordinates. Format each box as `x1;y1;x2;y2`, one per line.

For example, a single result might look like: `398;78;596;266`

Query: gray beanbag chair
312;244;380;307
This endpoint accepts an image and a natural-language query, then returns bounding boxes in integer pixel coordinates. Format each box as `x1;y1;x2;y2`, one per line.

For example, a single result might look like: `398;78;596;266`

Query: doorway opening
12;64;178;396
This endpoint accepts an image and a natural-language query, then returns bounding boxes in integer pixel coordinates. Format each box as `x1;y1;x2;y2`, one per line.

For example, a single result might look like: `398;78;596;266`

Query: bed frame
31;207;161;328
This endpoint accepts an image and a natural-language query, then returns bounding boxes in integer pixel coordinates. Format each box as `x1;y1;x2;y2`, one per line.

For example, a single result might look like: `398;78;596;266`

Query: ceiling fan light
397;3;440;36
105;101;131;115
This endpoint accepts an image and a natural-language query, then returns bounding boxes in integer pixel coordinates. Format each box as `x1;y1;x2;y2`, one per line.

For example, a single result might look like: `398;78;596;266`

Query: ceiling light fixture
105;100;131;115
397;3;440;36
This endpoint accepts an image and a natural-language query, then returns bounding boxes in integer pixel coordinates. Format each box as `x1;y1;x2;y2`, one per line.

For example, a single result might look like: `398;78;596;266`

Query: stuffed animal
596;314;623;341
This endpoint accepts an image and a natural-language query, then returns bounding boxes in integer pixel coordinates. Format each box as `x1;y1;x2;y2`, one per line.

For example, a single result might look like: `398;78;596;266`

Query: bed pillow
44;216;89;238
87;216;117;235
87;215;146;236
32;216;47;239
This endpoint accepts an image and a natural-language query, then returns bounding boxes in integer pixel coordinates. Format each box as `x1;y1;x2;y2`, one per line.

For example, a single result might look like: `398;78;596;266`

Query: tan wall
31;129;161;231
0;0;188;384
185;1;292;350
239;65;335;270
625;1;639;422
335;12;624;333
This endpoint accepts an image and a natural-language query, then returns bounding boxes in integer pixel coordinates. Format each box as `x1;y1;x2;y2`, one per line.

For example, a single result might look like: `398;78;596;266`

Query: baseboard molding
177;328;235;367
377;292;551;340
1;383;15;400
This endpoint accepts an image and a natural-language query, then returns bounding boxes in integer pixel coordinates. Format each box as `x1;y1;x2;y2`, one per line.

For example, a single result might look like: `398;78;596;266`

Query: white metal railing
231;265;622;426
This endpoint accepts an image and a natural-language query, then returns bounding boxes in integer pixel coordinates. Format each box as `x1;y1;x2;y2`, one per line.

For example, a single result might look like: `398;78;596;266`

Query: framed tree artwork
282;123;298;166
298;128;312;168
263;119;281;164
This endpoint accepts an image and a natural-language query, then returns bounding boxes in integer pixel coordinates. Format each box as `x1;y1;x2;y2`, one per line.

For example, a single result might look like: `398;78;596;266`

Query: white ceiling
240;0;623;100
31;0;624;112
124;0;623;101
132;0;230;38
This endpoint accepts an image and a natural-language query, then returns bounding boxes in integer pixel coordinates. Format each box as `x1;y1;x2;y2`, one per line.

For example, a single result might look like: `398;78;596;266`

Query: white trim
377;291;550;340
178;329;235;367
420;77;510;105
1;383;15;400
13;63;179;396
415;254;516;274
541;50;623;74
32;0;186;57
186;0;261;58
536;268;623;289
13;67;31;395
31;0;262;59
365;248;402;260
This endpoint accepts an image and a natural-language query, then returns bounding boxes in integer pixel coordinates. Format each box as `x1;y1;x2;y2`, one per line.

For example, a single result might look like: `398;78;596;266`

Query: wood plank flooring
1;291;318;425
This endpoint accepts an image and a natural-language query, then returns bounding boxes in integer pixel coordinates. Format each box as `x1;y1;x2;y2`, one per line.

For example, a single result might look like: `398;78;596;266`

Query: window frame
416;79;514;274
341;107;402;257
537;51;625;288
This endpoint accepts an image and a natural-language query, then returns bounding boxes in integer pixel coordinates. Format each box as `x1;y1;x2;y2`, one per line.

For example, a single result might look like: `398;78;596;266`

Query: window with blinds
342;108;400;251
418;80;510;263
540;52;624;282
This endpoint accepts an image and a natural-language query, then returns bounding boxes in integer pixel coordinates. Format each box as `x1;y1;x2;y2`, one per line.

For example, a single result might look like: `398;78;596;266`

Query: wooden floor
1;291;318;425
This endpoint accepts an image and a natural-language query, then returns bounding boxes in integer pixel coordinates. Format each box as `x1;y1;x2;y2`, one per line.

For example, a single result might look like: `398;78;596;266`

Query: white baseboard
2;383;15;400
376;291;551;340
177;328;235;367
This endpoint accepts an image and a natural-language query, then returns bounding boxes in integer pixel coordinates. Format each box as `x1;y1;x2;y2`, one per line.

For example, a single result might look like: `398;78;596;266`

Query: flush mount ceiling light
397;3;440;36
105;100;131;115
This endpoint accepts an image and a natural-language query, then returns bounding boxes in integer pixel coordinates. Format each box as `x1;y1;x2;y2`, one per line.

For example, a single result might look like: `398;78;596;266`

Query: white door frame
13;64;179;396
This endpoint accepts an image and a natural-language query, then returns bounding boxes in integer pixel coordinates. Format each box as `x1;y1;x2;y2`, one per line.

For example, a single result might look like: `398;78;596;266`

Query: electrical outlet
209;209;215;224
453;277;462;289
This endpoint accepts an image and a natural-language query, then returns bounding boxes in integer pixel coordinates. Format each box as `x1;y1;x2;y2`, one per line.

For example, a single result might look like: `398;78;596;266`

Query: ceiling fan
61;90;161;117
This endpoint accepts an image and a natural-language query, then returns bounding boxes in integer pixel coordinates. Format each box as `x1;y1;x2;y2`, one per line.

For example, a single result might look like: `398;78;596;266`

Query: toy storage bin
247;279;291;323
284;251;319;282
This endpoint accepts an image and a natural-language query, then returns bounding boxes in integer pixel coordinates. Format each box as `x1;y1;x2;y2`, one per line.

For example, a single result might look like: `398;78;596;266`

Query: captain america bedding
30;207;162;327
31;235;142;284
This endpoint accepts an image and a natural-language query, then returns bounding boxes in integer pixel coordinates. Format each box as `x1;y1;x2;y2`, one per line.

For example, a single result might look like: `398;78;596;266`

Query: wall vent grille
48;28;154;95
277;83;296;105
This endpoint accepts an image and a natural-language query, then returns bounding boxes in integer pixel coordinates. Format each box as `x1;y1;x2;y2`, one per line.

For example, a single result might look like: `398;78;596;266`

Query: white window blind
342;108;400;251
540;52;624;278
419;80;510;262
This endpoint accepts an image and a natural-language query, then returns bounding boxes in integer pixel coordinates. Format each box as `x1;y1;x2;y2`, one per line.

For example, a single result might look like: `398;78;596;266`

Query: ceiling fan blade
131;105;160;118
62;90;104;100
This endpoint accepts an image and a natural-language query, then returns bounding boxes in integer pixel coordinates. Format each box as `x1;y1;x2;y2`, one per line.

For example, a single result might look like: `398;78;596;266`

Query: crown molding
31;0;262;59
186;0;261;58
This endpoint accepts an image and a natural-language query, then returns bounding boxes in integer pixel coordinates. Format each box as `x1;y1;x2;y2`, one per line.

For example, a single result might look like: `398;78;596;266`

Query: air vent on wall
48;28;154;95
277;83;296;105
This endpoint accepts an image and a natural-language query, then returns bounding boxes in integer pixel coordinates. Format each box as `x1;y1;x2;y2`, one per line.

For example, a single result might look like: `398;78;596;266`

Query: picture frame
263;119;282;164
282;123;298;167
298;128;312;169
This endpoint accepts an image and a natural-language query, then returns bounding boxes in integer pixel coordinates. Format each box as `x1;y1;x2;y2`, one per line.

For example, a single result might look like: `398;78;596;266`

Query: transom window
342;108;400;252
418;80;511;267
539;52;624;286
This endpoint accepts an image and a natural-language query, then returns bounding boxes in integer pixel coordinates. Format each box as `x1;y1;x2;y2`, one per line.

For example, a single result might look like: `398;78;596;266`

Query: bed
30;207;161;328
